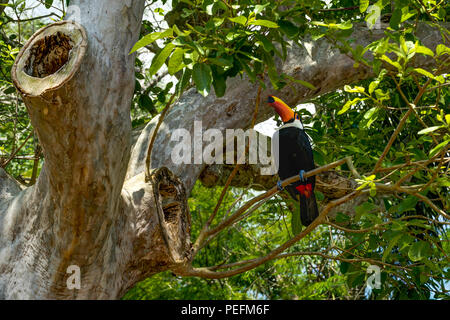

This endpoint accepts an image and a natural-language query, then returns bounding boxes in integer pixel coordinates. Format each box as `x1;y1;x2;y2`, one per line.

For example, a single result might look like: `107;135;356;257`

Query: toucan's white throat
277;118;304;131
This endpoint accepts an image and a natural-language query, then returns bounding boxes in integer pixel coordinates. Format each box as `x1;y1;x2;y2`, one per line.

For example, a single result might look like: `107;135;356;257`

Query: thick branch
198;132;355;197
128;22;449;194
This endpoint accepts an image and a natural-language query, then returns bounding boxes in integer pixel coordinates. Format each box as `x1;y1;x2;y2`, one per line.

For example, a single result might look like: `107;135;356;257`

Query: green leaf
180;0;195;6
352;45;367;61
337;98;361;115
429;140;449;157
344;145;364;154
267;66;280;90
399;37;414;58
4;86;15;95
436;44;450;57
295;80;316;90
205;3;214;15
278;20;298;38
408;241;432;262
176;68;192;96
315;190;325;201
381;55;402;70
390;8;402;29
335;212;350;223
138;94;156;114
374;88;389;102
438;6;446;19
336;21;353;30
369;81;379;94
435;75;445;84
363;107;379;128
212;72;226;98
172;24;184;36
400;7;417;22
228;16;247;25
355;202;378;221
237;50;262;63
193;63;212;97
413;68;435;79
435;177;450;187
415;45;434;57
364;107;378;120
417;126;441;135
344;85;365;93
311;21;349;29
249;20;279;28
192;41;206;55
149;43;175;77
383;233;402;262
130;29;173;54
256;36;275;52
254;4;270;14
45;0;53;9
398;196;418;213
208;57;233;67
283;75;316;90
340;261;350;274
398;234;413;251
168;48;186;75
209;17;225;28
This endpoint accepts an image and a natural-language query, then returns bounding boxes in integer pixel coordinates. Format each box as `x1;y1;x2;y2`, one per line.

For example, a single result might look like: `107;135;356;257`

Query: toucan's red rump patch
296;184;313;198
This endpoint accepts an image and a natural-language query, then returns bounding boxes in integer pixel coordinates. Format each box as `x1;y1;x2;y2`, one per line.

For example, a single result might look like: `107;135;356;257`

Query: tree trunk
0;0;447;299
1;1;190;299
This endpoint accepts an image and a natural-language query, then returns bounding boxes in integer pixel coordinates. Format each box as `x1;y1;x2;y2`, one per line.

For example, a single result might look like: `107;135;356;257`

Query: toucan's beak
267;95;295;123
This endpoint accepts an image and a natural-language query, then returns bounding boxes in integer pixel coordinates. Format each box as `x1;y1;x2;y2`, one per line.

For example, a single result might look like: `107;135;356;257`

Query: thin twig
371;108;413;173
179;158;353;277
375;183;450;220
174;186;363;279
205;157;350;242
2;131;33;168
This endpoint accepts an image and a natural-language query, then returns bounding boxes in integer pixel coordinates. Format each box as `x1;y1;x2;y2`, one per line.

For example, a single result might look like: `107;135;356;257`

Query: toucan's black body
274;122;319;227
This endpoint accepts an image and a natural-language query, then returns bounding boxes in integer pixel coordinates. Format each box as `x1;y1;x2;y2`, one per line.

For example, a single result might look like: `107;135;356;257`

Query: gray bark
0;0;447;299
1;1;190;299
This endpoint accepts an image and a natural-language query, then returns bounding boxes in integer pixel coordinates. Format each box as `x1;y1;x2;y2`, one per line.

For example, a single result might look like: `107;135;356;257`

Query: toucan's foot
299;170;306;182
277;180;284;191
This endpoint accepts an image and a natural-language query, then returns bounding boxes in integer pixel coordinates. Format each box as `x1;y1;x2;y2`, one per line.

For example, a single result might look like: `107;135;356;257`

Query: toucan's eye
267;96;275;103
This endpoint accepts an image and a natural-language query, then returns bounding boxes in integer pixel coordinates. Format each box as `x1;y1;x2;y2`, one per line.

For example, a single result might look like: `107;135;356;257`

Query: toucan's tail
299;193;319;226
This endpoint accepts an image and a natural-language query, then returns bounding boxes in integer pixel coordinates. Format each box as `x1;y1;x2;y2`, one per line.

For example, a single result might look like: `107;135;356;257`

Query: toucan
268;95;319;228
